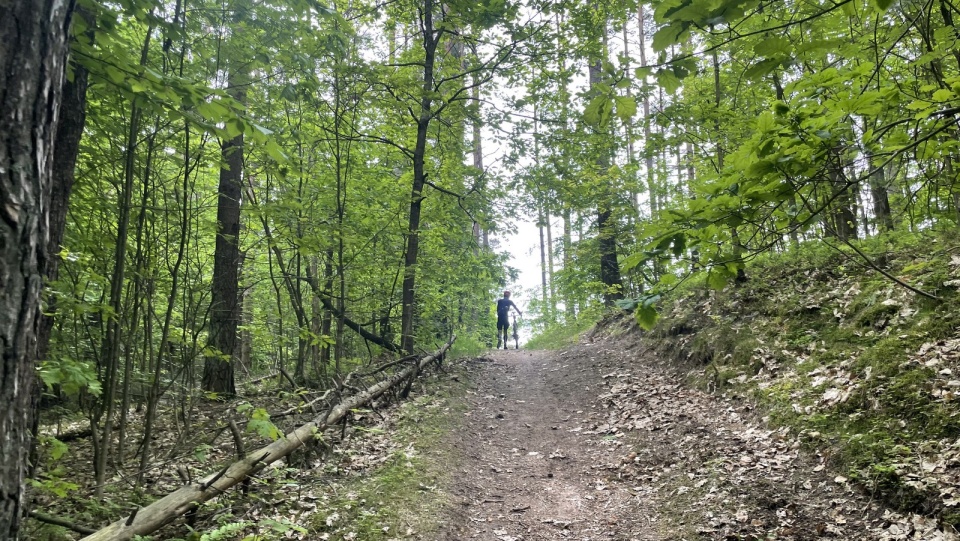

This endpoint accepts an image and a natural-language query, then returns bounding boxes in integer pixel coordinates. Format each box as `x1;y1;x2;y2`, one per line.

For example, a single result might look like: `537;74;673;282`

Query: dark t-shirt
497;298;517;322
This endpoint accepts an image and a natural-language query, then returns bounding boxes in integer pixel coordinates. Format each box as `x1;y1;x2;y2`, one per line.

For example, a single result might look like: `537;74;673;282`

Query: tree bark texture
827;149;858;241
202;81;245;395
869;162;894;233
0;0;74;536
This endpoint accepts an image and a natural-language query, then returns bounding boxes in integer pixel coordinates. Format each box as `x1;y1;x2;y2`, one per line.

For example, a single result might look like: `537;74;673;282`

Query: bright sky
501;216;542;314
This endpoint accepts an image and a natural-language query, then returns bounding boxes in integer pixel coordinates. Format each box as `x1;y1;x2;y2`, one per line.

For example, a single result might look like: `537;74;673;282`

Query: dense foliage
16;0;960;534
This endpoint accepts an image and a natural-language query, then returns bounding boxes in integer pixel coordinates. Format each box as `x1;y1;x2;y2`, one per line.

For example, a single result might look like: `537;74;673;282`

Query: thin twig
822;238;940;301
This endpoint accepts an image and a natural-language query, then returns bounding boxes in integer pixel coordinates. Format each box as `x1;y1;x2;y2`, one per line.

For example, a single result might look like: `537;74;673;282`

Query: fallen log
80;336;455;541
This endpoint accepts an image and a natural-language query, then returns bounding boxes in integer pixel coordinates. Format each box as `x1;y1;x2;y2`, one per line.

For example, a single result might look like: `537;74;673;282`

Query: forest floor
426;332;954;541
31;328;957;540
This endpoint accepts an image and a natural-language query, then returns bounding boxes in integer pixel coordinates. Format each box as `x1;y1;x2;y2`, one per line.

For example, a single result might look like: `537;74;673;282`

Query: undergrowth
526;308;604;349
309;377;469;539
646;229;960;522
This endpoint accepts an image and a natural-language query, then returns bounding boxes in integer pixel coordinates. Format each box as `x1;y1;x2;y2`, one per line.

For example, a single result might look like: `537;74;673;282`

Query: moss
852;300;901;328
643;231;960;520
853;337;909;376
942;511;960;530
926;309;960;341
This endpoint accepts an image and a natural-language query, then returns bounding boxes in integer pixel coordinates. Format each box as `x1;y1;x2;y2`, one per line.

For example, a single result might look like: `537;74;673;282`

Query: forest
2;0;960;537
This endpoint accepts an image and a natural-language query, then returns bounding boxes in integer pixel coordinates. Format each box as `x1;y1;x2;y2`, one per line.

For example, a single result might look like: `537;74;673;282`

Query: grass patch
449;329;491;358
526;312;602;349
310;376;469;539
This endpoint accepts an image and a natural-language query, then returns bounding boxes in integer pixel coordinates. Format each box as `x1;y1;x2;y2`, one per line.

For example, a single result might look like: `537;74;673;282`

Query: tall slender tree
202;1;250;394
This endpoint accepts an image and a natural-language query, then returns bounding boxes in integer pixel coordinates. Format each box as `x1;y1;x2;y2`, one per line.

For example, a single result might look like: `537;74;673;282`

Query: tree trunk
588;33;623;305
827;149;858;241
139;124;192;487
321;252;334;368
118;122;159;466
39;53;89;364
307;257;322;380
472;79;485;248
870;156;893;232
0;0;73;536
562;207;575;320
539;207;549;313
94;63;147;501
638;4;657;220
400;0;440;354
202;71;245;395
545;210;556;317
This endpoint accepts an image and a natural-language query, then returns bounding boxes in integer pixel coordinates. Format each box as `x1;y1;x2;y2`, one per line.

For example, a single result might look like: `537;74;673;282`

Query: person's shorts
497;317;509;330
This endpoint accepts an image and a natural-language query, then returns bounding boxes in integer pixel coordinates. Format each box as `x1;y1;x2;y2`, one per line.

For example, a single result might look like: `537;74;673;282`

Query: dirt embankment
433;334;955;540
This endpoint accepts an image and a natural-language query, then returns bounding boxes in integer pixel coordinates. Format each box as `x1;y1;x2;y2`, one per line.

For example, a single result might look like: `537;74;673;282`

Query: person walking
496;291;522;349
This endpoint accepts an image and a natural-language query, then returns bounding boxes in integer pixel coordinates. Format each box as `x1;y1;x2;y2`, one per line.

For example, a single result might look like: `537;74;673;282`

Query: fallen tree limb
79;336;455;541
49;425;93;442
313;291;400;352
272;388;333;419
240;371;279;387
28;510;97;535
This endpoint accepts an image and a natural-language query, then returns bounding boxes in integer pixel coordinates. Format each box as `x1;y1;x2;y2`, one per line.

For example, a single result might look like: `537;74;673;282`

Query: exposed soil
437;348;653;541
431;332;958;541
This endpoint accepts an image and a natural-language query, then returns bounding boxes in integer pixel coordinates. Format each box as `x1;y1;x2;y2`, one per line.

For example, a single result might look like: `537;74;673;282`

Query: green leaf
753;37;791;57
196;101;231;123
246;408;281;441
614;95;637;122
652;23;687;52
39;436;69;461
655;70;683;94
105;65;126;85
280;84;299;101
635;66;653;79
748;159;778;176
621;252;647;272
635;297;661;330
265;140;288;163
249;123;273;144
744;58;783;80
225;117;245;138
706;269;730;290
584;95;613;128
933;89;954;102
667;1;711;22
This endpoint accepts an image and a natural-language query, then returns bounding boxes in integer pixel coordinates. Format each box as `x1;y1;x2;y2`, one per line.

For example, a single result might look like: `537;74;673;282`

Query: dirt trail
432;338;950;541
437;347;655;540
